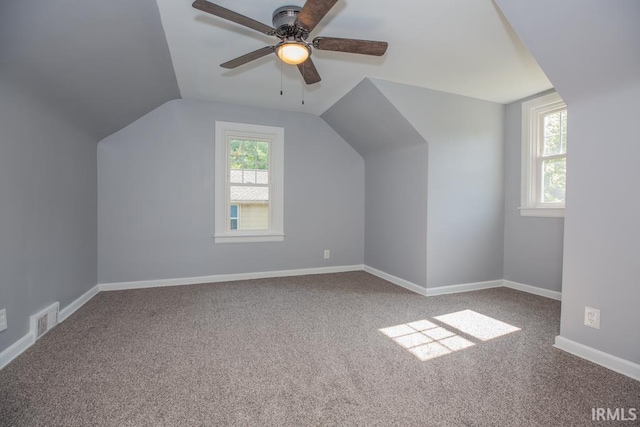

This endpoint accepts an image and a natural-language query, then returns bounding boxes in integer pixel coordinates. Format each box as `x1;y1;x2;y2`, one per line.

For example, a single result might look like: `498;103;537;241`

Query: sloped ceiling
157;0;552;115
494;0;640;104
0;0;180;140
321;79;426;157
0;0;556;140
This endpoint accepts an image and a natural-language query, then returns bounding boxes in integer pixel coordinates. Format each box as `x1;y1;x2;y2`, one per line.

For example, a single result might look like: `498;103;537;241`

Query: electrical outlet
0;308;7;332
324;250;330;259
584;307;600;329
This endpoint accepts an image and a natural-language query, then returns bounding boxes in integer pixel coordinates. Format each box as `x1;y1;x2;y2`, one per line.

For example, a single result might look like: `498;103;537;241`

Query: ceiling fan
192;0;388;84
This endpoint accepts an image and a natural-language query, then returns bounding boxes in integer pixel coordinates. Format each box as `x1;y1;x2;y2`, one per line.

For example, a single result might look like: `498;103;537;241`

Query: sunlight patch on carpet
380;310;520;361
434;310;521;341
380;321;474;361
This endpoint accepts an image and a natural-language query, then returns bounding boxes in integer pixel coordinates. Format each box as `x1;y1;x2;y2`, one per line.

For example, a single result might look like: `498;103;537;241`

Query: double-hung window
520;92;568;217
214;121;284;243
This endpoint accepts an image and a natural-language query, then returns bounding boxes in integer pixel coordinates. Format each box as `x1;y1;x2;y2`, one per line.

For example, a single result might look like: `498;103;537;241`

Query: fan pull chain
301;62;305;105
280;60;283;96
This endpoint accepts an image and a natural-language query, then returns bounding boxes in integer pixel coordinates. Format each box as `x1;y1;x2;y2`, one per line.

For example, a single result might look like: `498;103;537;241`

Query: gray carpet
0;272;638;426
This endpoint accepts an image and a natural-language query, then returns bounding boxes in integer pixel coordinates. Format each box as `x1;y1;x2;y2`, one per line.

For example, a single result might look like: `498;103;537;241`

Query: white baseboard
426;280;503;296
362;266;560;301
365;269;637;381
554;336;640;381
503;280;562;301
422;279;561;301
59;285;100;322
363;265;427;296
0;333;34;370
99;265;365;291
0;269;565;372
1;284;100;371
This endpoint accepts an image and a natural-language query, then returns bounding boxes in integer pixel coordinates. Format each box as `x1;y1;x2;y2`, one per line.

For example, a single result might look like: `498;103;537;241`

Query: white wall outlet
0;308;7;332
323;250;330;259
584;306;600;329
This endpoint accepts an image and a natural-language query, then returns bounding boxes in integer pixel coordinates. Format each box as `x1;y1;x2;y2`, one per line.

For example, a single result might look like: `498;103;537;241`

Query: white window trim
214;121;284;243
520;92;567;218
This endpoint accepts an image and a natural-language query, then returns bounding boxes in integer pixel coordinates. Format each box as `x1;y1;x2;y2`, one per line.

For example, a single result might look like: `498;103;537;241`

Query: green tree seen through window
230;139;269;170
541;109;567;203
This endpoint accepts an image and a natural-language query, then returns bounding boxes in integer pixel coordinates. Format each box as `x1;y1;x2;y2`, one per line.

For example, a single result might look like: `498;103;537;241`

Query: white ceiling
157;0;552;115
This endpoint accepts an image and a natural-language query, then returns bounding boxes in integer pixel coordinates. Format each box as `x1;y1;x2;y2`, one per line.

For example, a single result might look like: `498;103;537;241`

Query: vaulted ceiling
2;0;553;140
158;0;551;115
0;0;180;140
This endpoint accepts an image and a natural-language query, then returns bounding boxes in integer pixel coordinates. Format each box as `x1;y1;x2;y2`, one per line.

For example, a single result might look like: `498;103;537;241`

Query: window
230;204;239;230
520;92;567;217
214;121;284;243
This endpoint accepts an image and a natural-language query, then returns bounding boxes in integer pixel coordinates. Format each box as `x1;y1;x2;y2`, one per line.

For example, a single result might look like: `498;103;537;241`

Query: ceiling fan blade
295;0;339;33
220;46;276;69
297;58;321;84
313;37;388;56
192;0;276;36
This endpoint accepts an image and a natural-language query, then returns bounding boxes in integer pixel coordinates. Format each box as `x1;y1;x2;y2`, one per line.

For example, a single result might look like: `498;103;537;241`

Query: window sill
214;234;285;244
519;207;564;218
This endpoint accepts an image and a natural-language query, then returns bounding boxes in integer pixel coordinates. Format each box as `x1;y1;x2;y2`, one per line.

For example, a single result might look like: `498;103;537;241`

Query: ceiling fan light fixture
192;0;388;85
276;42;310;65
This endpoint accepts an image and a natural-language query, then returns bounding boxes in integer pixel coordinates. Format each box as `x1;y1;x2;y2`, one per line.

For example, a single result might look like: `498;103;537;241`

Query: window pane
542;158;566;203
230;186;269;203
228;138;270;231
229;202;269;231
256;141;269;170
230;169;242;183
245;204;269;231
229;139;269;170
560;110;567;153
256;170;268;184
230;204;238;230
243;170;257;184
229;139;244;169
543;110;567;156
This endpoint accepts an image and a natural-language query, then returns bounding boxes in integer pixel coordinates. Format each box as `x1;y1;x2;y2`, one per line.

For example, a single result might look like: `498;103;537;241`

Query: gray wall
322;79;429;287
372;79;505;289
98;100;364;283
503;92;564;292
0;0;180;140
364;146;429;286
496;0;640;363
0;0;178;356
0;75;97;354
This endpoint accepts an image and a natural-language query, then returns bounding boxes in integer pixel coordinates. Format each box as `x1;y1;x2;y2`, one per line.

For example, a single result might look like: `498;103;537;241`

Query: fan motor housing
273;6;308;38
